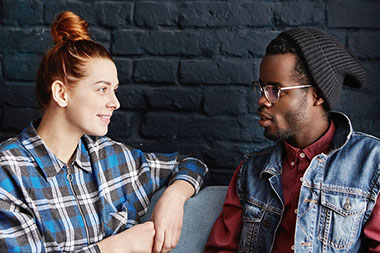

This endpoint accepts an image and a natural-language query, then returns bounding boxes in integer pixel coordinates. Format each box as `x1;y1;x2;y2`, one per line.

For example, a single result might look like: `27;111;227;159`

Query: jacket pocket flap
242;202;265;222
321;191;367;217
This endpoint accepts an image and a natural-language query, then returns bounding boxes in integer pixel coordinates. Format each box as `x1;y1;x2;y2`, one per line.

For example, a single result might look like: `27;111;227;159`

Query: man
205;28;379;252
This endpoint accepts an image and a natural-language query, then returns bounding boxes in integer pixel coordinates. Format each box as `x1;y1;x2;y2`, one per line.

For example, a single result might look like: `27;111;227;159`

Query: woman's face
65;58;120;137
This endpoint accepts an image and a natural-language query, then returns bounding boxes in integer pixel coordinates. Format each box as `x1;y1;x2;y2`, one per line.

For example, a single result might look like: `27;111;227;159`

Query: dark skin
257;53;330;149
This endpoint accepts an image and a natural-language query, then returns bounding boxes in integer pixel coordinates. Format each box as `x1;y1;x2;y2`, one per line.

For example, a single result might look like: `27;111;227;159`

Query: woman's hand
151;180;195;253
97;221;155;253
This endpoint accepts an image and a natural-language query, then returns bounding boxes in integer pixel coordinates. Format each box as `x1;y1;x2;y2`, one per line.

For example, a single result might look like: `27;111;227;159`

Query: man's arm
363;194;380;252
205;168;243;253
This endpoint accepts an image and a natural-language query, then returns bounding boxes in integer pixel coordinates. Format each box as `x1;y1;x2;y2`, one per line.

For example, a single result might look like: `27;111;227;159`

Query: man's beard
263;97;308;142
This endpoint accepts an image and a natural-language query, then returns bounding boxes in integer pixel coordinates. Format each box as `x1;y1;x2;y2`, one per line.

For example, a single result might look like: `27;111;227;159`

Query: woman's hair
36;11;113;111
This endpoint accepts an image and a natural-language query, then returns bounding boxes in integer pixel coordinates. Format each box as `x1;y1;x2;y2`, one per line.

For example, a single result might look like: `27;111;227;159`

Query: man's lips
257;109;273;127
257;111;272;121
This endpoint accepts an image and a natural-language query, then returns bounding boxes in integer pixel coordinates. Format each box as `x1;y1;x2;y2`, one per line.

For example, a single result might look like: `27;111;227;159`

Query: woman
0;11;207;253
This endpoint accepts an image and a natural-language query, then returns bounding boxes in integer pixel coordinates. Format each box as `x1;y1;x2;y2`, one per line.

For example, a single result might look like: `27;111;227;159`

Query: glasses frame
253;81;312;103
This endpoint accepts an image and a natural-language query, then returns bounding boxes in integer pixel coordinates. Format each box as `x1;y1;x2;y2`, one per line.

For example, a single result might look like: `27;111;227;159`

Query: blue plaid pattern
0;122;208;252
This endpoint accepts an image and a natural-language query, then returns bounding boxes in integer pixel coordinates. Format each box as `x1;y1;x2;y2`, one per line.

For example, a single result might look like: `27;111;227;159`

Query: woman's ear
51;80;68;107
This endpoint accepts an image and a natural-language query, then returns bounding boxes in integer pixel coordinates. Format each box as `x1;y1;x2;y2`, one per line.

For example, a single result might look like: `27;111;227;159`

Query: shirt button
291;245;295;251
300;177;304;182
294;209;298;214
290;161;295;166
300;152;305;158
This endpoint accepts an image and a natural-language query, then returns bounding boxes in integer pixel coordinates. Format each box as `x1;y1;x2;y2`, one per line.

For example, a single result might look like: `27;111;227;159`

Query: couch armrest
141;186;228;252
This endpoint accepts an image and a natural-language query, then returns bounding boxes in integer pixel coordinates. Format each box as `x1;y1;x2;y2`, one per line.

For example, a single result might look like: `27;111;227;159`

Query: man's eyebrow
260;79;282;87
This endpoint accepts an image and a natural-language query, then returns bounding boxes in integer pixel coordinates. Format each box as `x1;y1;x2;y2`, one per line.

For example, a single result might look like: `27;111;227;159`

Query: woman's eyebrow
94;80;112;85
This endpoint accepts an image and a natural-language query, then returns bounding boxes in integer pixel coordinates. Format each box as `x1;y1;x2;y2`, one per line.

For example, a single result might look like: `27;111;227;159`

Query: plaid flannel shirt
0;122;208;252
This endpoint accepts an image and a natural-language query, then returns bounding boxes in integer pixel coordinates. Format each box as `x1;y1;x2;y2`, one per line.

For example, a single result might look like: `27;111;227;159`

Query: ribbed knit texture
282;28;367;109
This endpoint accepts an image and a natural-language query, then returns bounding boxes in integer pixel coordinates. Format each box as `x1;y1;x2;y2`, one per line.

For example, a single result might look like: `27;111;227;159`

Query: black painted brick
0;85;37;108
2;0;43;25
341;89;379;137
141;113;179;140
135;2;178;27
327;0;380;28
114;58;133;83
205;142;270;171
134;58;177;84
2;107;41;132
362;61;380;93
221;31;280;58
0;28;51;54
146;87;202;111
3;54;42;81
142;113;266;142
107;110;137;139
180;59;255;85
112;30;219;57
203;87;249;116
178;2;273;28
95;2;132;28
273;1;325;26
89;28;111;52
117;86;147;111
348;31;380;59
44;1;96;26
0;60;3;85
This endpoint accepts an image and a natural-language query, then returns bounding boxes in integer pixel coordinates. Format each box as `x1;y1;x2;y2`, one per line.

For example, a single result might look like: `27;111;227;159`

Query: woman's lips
97;114;111;124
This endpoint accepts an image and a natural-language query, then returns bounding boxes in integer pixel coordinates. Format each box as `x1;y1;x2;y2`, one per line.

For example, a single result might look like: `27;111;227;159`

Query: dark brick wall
0;0;379;185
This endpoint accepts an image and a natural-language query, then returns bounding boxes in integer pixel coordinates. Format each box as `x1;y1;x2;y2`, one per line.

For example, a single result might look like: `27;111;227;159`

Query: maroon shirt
206;121;380;252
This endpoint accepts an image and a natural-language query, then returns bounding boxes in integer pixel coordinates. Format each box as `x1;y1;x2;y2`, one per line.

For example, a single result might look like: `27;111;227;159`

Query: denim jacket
237;112;380;253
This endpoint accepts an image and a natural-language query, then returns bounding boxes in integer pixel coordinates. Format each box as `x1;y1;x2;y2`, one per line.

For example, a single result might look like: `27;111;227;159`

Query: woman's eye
98;87;106;93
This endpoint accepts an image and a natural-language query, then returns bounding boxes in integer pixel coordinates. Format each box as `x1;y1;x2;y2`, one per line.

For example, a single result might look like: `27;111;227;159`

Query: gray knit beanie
280;28;367;109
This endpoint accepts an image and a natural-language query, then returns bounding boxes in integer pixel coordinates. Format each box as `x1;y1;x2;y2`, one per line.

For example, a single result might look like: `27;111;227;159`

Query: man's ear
313;89;325;106
51;80;68;108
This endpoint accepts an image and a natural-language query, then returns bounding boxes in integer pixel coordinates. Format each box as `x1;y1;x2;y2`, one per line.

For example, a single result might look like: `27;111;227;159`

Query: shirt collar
72;139;92;172
284;120;336;163
20;121;92;181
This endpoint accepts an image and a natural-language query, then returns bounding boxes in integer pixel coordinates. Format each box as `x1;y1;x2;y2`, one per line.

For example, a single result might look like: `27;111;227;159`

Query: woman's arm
150;180;195;253
140;152;208;252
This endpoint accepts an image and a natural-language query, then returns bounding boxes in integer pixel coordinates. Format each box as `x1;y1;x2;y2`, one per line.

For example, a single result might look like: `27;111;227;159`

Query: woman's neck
36;110;81;165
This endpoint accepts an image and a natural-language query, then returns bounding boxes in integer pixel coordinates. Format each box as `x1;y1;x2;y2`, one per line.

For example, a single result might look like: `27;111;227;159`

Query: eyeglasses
253;81;312;103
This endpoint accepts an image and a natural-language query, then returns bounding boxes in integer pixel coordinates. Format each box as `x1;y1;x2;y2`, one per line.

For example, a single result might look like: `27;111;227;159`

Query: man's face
257;53;314;142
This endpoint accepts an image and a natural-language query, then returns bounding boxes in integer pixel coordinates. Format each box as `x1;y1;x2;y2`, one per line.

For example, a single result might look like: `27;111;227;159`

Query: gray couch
141;186;228;252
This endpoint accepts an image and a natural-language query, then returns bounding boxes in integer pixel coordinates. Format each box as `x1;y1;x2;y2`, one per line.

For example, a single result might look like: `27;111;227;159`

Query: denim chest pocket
317;191;367;250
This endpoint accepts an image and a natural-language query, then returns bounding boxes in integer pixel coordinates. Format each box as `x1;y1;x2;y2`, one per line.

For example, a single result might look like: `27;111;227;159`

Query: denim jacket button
263;220;271;227
343;203;352;211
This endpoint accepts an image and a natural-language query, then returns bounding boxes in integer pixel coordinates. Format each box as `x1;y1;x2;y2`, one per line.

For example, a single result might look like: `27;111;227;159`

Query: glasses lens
265;86;279;103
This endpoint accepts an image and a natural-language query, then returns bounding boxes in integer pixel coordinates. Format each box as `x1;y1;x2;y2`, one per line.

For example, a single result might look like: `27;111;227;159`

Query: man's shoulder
244;144;280;160
348;131;380;153
351;131;380;143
